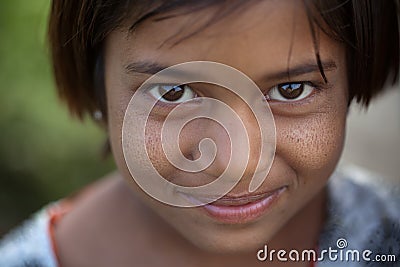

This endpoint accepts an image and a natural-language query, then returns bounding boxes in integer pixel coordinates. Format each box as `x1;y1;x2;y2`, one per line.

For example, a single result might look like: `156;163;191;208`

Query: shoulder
52;173;153;267
0;205;59;267
318;165;400;266
0;174;116;267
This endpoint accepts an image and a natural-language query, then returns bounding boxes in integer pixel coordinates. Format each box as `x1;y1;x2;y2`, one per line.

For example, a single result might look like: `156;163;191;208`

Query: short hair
48;0;400;121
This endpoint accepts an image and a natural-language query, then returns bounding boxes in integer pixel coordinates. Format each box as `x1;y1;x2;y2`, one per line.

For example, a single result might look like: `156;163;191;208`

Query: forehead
104;0;344;79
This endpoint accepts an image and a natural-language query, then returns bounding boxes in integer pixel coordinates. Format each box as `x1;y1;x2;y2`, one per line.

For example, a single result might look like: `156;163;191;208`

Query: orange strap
47;201;72;267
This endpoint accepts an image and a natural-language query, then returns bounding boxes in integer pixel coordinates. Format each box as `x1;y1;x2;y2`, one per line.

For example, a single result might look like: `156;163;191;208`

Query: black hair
48;0;400;120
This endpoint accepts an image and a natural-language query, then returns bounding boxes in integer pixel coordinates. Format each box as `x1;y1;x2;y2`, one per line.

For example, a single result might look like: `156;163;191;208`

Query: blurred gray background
340;87;400;184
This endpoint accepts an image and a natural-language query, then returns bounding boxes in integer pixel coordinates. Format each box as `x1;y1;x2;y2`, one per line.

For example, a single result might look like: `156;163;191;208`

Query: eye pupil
278;83;304;99
159;85;185;102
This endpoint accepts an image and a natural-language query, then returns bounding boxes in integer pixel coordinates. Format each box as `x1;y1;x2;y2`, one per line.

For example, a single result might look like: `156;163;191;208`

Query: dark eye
267;82;314;102
147;84;197;103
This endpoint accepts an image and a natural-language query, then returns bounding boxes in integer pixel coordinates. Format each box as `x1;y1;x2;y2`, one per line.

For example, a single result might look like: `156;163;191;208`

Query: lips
201;187;287;224
211;190;280;206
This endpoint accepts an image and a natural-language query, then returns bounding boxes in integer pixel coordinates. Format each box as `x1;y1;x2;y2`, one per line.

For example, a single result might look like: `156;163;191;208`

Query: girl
1;0;399;266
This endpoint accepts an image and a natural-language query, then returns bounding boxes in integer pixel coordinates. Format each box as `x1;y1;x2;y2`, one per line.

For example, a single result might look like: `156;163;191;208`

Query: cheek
105;77;173;181
108;107;170;179
143;119;171;174
276;112;346;177
107;93;129;174
110;106;213;183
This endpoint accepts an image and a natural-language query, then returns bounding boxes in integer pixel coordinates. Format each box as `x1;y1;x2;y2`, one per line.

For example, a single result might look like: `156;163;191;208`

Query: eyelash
144;81;323;105
266;82;321;102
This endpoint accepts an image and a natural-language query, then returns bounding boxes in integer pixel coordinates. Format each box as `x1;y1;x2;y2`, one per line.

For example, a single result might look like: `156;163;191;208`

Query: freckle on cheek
277;115;345;173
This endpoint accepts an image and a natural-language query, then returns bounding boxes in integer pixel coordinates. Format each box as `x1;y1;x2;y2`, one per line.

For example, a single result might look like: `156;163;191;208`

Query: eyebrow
125;60;337;82
264;60;337;82
125;61;168;75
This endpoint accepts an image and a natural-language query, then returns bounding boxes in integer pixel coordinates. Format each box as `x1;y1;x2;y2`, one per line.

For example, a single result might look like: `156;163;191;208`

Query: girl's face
105;0;348;252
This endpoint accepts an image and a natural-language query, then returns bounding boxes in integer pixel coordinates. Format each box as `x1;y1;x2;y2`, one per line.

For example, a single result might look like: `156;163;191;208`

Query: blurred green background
0;0;115;235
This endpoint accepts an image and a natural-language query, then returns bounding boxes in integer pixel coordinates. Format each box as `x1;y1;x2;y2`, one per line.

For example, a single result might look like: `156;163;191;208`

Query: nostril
185;152;194;161
181;149;200;161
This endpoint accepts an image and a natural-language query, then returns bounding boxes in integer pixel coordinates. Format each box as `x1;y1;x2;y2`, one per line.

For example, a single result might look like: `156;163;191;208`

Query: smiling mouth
189;186;287;224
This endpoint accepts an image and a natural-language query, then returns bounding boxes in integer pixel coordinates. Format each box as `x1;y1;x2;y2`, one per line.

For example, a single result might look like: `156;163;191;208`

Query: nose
188;97;265;190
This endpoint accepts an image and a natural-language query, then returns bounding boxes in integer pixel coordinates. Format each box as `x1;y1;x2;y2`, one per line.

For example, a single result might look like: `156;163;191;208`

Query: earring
93;110;103;121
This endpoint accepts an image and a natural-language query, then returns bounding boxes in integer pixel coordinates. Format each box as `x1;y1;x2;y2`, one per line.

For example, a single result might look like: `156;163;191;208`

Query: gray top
317;167;400;266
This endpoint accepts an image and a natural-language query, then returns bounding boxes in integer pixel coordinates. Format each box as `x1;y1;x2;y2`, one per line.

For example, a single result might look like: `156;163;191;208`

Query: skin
55;0;349;266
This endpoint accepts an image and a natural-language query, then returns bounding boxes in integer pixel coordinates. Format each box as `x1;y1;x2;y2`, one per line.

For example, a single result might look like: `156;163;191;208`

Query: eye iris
278;83;303;99
159;85;184;101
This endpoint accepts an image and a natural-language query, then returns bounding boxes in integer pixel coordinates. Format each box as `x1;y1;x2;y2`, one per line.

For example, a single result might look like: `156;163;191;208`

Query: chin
181;225;276;255
209;242;264;255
